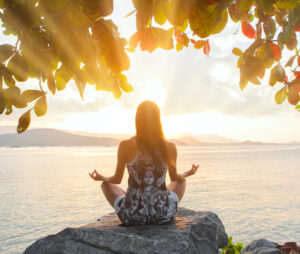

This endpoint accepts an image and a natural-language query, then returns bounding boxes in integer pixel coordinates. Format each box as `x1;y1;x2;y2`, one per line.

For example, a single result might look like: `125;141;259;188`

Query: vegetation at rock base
221;236;244;254
0;0;299;133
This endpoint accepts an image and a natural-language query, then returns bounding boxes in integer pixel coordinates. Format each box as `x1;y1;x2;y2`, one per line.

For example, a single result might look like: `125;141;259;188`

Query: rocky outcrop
242;239;281;254
24;207;228;254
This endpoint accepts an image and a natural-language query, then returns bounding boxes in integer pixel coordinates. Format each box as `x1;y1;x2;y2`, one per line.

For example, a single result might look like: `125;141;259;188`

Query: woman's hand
89;169;104;181
183;164;199;178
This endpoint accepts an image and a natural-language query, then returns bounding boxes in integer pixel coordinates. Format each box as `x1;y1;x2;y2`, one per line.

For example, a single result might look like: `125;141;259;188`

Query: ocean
0;144;300;253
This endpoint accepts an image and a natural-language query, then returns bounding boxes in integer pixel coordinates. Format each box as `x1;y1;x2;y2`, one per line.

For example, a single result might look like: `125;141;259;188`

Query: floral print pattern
116;141;178;226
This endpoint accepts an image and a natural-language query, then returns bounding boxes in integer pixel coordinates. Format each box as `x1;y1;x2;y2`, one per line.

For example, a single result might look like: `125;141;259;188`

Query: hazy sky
1;1;300;142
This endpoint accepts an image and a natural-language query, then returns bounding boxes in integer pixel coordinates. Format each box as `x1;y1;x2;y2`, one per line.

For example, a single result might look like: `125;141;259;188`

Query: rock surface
24;207;228;254
242;239;281;254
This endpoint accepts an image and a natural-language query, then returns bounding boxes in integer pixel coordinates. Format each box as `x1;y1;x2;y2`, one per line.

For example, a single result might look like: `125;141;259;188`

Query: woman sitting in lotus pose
89;100;199;226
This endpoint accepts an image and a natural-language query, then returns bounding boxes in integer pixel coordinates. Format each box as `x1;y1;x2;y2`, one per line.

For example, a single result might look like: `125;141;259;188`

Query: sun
137;79;166;108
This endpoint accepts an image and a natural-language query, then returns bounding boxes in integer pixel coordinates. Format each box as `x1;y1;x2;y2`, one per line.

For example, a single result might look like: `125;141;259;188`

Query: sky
1;1;300;143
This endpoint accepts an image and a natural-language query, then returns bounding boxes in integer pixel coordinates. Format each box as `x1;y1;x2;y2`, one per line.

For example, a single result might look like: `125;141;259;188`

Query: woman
89;100;199;225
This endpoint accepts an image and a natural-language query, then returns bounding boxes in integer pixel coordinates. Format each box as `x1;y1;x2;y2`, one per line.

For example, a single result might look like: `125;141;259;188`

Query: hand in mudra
89;169;104;181
184;164;199;178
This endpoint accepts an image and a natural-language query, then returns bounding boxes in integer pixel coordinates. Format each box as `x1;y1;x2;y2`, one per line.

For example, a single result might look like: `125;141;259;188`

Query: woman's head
135;100;164;142
135;100;168;163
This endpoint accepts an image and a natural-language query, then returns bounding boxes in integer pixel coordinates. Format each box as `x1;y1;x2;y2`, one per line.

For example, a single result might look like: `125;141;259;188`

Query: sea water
0;144;300;253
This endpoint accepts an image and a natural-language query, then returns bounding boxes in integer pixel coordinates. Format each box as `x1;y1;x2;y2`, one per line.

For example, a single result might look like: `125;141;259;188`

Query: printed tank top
116;138;178;225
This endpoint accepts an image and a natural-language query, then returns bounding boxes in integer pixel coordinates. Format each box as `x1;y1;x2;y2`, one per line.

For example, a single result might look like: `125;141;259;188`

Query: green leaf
17;110;31;134
3;69;15;87
232;48;243;56
0;90;5;114
178;19;188;33
21;89;43;103
240;55;265;85
0;44;15;62
119;74;127;82
288;7;300;26
5;86;22;107
269;64;285;86
55;65;72;91
34;95;47;117
113;87;121;99
176;43;184;52
256;43;274;69
7;52;29;82
275;0;299;9
263;18;276;39
47;74;56;95
120;81;134;93
211;9;228;35
239;0;255;11
256;0;275;12
153;28;174;50
274;87;287;104
154;4;167;25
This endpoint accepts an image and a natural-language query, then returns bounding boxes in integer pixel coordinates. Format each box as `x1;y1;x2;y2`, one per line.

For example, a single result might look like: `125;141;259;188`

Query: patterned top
116;138;178;225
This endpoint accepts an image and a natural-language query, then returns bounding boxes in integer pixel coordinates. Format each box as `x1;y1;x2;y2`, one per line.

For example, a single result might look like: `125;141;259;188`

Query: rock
242;239;281;254
24;207;228;254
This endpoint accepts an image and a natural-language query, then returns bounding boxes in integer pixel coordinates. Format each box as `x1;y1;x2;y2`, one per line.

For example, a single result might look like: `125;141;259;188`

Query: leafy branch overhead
0;0;299;133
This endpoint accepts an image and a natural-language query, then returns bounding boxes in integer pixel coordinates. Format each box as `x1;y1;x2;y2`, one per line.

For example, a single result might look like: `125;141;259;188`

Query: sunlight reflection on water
0;144;300;253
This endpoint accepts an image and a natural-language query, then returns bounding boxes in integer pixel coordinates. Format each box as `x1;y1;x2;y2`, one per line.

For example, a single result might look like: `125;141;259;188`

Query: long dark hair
135;100;170;166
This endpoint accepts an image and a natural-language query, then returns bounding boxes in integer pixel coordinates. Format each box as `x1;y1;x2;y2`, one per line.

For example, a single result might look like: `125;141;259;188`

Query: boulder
242;239;281;254
24;207;228;254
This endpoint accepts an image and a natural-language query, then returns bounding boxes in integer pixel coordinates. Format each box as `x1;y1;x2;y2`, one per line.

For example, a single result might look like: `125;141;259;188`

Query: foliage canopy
0;0;299;133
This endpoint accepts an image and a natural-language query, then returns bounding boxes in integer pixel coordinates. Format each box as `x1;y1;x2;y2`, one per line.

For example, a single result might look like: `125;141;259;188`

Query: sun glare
137;79;166;108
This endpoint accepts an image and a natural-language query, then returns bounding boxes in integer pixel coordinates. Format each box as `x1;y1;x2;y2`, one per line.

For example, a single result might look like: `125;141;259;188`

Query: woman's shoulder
165;140;177;154
119;136;137;148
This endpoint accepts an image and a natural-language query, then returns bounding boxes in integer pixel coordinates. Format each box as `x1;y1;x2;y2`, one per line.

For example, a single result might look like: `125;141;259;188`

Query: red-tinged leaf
287;88;299;105
203;41;210;56
294;25;300;32
129;31;143;49
284;75;288;83
193;40;206;49
140;29;157;53
174;28;181;37
176;35;184;44
267;41;281;61
298;56;300;67
191;39;196;44
290;79;300;92
295;71;300;80
241;21;256;39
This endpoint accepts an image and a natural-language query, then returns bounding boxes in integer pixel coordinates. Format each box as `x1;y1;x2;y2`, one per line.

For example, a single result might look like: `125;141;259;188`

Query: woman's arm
89;141;127;184
167;142;199;182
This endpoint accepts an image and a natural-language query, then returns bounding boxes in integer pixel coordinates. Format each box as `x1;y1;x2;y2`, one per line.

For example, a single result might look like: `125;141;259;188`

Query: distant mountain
0;127;295;147
176;136;205;146
0;128;121;147
0;125;16;135
65;130;132;140
175;134;238;145
195;134;237;144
